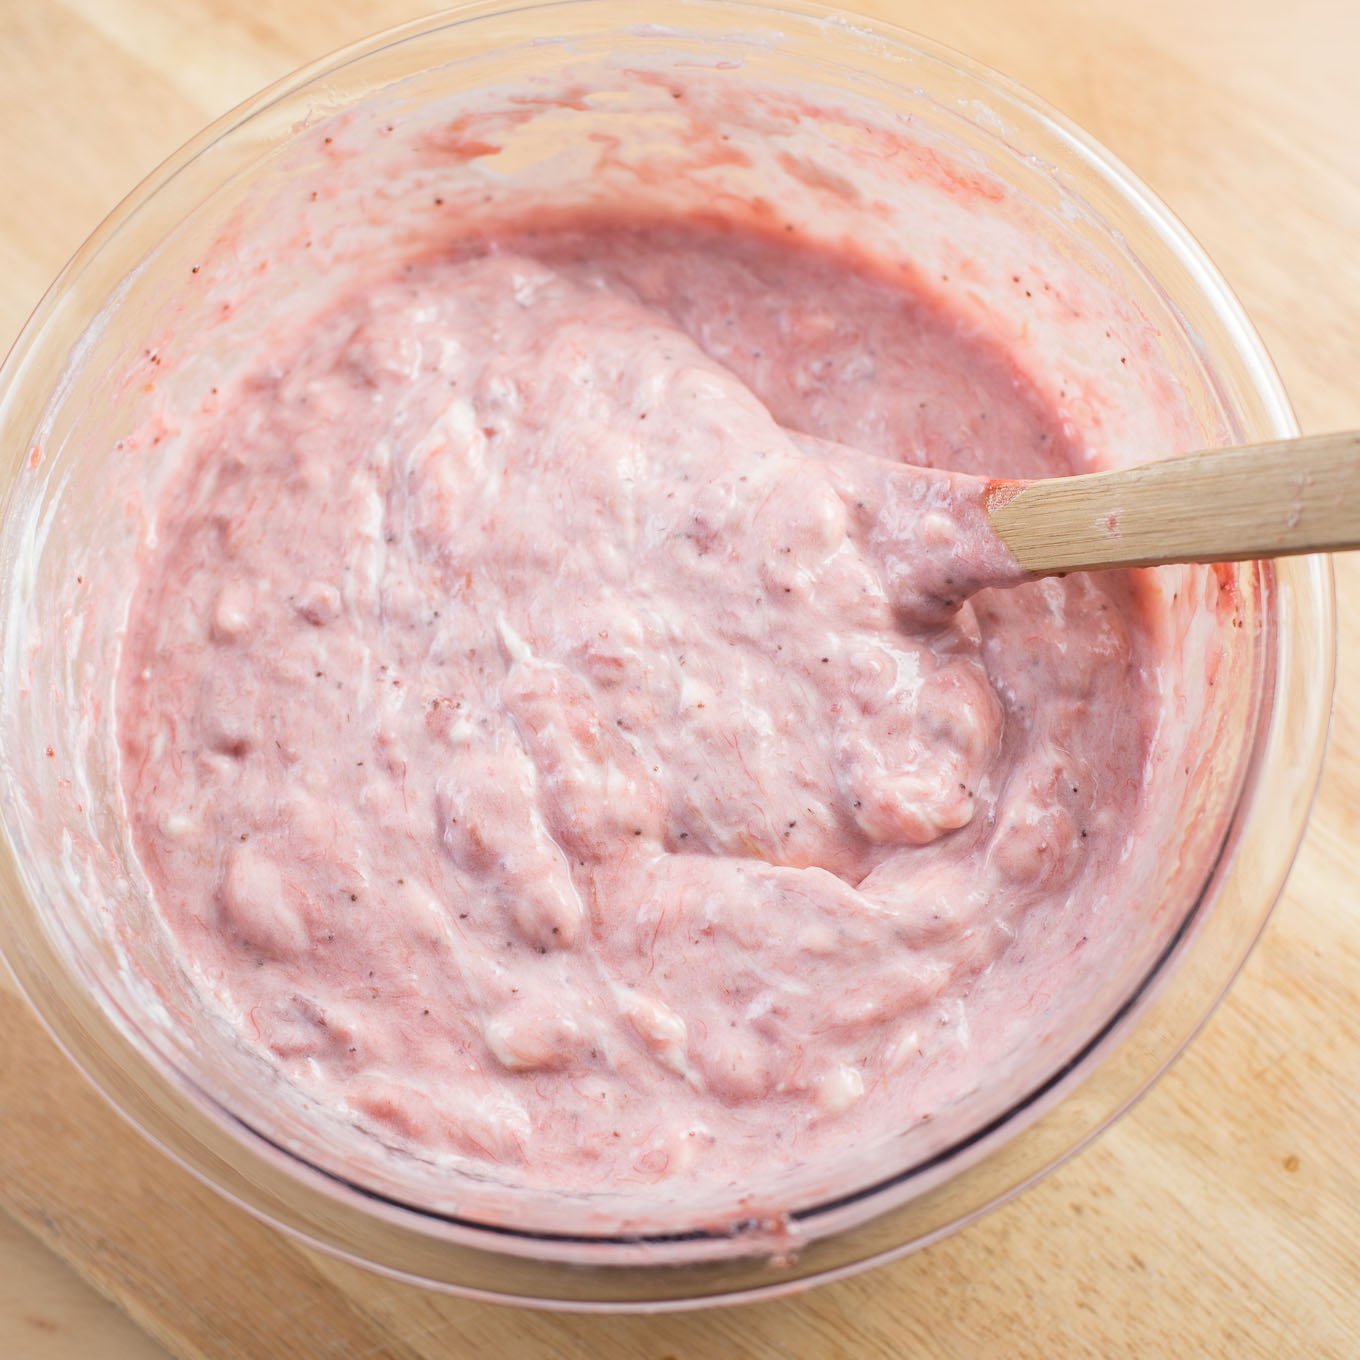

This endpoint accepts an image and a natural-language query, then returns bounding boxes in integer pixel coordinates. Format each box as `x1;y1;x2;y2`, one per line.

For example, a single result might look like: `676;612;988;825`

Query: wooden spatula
799;429;1357;619
984;430;1360;574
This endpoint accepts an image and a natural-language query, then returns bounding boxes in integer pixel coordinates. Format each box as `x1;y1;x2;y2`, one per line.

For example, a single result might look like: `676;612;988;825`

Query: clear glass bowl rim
0;0;1336;1309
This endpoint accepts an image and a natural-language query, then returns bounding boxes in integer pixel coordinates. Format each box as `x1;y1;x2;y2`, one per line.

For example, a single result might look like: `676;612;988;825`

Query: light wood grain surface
1;1;1357;1356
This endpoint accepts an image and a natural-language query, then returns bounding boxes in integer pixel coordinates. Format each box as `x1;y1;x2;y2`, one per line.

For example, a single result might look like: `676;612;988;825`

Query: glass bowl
0;0;1334;1310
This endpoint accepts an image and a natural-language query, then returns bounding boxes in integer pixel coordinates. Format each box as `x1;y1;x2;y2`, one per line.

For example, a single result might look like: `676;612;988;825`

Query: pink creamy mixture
118;221;1157;1196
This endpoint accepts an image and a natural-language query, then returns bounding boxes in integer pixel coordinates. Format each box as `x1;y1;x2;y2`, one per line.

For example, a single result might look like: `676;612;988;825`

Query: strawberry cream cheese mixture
117;218;1158;1201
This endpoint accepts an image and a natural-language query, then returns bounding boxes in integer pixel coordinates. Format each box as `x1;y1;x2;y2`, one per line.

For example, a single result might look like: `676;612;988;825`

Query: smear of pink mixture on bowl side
117;219;1158;1198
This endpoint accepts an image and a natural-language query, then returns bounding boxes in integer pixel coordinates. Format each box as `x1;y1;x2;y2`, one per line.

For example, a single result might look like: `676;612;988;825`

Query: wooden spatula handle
986;431;1360;574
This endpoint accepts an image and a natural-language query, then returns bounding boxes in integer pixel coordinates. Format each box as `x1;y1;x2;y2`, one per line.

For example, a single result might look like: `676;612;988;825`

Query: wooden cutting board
1;1;1357;1356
